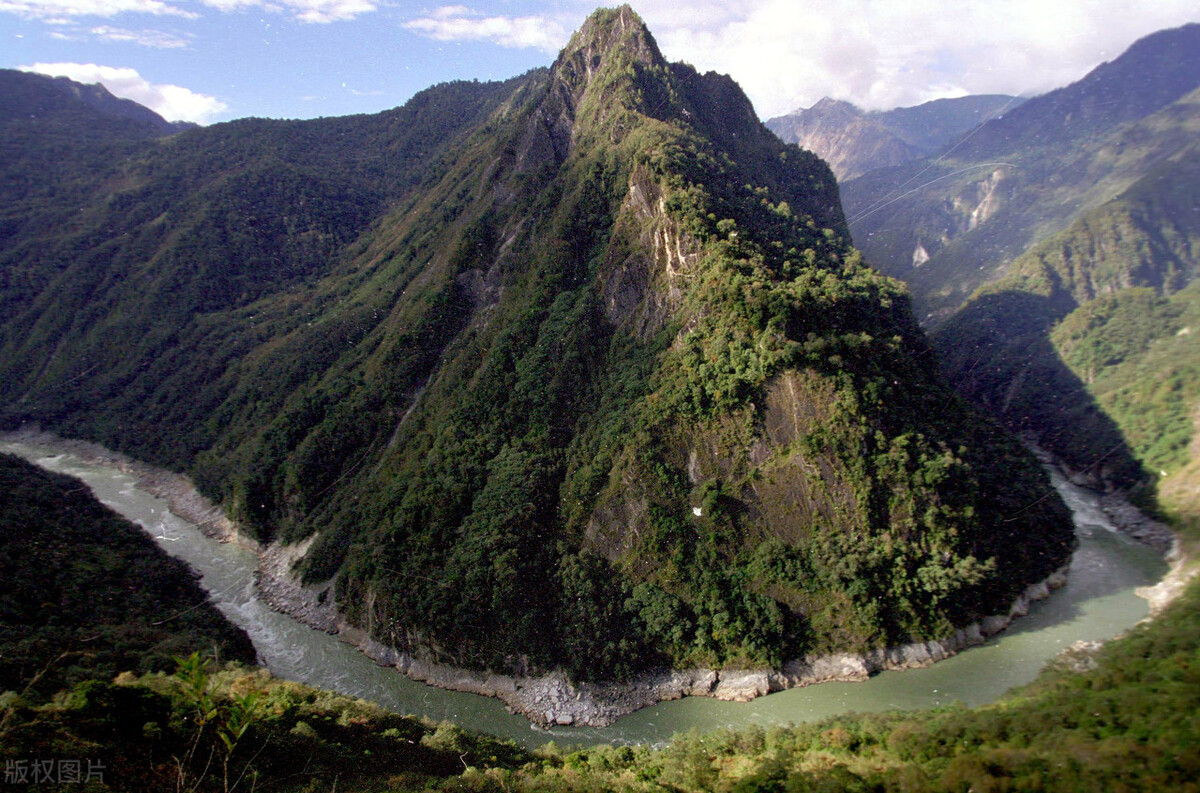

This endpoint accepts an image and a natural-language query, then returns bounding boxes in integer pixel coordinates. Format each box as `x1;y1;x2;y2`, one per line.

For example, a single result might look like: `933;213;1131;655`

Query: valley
2;5;1199;791
0;434;1170;746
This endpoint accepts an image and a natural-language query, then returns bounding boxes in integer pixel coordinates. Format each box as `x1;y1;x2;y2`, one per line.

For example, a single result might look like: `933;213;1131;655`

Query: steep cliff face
0;7;1073;682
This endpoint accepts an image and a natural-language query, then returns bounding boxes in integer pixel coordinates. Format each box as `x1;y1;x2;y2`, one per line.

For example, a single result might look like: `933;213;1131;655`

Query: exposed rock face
767;98;919;181
599;167;702;336
1096;494;1176;553
256;537;339;633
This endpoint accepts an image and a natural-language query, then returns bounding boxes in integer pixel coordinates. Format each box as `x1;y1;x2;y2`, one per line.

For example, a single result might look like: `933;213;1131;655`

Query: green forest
2;6;1198;792
0;452;255;699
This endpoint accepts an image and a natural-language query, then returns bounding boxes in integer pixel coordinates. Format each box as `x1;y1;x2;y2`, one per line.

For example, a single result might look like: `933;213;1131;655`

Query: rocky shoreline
252;521;1072;726
0;428;1181;728
1025;438;1176;553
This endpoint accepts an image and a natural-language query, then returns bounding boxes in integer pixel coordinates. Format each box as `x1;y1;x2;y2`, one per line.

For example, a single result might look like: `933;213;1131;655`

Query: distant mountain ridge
843;22;1200;323
0;7;1073;693
1;69;183;134
766;94;1022;180
952;23;1200;159
836;21;1200;519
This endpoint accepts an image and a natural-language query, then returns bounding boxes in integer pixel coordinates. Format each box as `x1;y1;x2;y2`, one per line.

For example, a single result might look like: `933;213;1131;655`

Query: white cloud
288;0;376;24
0;0;196;19
404;6;569;52
21;62;227;123
196;0;376;23
398;0;1199;118
627;0;1200;118
48;24;192;46
7;0;1198;121
0;0;376;23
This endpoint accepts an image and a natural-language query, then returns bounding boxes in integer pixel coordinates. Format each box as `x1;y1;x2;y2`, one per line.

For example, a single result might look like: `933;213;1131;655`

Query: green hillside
0;453;255;699
933;145;1200;502
0;7;1072;681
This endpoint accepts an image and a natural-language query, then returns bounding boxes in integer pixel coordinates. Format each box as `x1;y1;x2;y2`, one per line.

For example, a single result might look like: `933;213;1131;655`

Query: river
1;440;1167;749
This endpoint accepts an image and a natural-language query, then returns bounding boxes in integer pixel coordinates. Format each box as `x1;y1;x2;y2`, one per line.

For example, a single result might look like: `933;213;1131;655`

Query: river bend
2;441;1166;748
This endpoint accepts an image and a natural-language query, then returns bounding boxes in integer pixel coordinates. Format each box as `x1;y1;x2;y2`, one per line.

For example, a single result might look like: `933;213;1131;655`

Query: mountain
838;22;1200;512
933;143;1200;498
952;24;1200;159
843;22;1200;324
1;69;182;135
766;94;1021;181
0;7;1072;681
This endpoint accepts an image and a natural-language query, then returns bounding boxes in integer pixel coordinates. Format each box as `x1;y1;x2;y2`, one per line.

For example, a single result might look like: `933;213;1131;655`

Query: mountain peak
531;5;670;157
551;5;664;99
808;96;862;115
559;5;663;72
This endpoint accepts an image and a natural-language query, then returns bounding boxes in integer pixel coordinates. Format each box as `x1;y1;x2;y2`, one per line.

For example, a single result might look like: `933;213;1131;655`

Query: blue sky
2;1;1197;125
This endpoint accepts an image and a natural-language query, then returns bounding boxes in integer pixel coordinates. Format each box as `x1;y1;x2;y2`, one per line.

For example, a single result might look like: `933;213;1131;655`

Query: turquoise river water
3;441;1167;749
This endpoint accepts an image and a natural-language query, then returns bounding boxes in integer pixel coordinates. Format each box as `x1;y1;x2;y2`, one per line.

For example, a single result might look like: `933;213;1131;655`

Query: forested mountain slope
843;23;1200;324
833;22;1200;527
933;143;1200;501
0;7;1072;681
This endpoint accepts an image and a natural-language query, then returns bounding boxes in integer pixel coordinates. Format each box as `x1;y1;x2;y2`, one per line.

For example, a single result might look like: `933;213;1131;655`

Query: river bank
0;427;1180;729
1025;441;1196;616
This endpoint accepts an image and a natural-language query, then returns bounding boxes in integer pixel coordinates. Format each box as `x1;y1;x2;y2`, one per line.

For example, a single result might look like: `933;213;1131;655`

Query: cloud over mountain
21;61;226;122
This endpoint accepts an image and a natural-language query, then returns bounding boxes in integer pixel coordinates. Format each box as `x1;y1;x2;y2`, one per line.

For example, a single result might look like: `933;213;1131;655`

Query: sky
2;1;1197;126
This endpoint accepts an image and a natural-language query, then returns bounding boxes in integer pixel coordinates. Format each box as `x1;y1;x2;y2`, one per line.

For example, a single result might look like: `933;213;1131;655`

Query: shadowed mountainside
0;452;255;698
